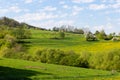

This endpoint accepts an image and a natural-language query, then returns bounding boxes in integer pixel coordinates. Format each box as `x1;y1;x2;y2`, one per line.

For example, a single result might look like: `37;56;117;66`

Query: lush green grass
24;29;120;54
0;58;120;80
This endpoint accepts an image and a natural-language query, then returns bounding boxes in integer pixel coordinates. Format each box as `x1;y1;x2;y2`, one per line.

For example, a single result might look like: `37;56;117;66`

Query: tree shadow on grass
0;66;52;80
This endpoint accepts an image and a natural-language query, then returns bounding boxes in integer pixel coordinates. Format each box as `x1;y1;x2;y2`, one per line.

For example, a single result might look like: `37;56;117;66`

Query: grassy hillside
24;29;120;54
0;58;120;80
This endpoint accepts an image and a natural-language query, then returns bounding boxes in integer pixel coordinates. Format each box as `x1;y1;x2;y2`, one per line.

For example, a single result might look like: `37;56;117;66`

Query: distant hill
0;16;47;30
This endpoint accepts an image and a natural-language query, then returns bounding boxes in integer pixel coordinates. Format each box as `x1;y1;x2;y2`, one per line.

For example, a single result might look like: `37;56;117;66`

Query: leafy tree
59;32;65;39
85;31;97;41
98;30;107;40
11;27;31;39
74;28;84;34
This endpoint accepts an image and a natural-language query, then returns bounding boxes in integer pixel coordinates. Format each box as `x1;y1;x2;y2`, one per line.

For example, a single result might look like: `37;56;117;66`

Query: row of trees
53;25;84;34
52;26;120;41
3;48;120;71
85;30;119;41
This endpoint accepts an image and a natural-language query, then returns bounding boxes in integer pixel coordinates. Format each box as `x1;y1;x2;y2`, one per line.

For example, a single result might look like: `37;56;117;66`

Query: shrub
11;27;31;39
89;49;120;71
76;52;91;68
4;34;16;48
60;51;79;66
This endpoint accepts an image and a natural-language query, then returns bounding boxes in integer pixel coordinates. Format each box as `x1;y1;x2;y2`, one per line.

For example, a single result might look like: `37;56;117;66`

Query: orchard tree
85;31;97;41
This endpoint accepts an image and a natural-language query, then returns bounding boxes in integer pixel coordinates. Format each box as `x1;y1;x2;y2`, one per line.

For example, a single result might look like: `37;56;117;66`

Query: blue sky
0;0;120;33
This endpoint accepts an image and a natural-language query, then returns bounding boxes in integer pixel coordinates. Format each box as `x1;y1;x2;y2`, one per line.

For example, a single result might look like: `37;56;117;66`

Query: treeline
0;16;47;30
85;30;120;41
3;48;120;71
53;25;84;34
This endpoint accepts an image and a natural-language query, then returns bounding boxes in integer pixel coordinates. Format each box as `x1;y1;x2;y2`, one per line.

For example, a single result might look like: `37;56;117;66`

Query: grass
1;29;120;80
24;29;120;54
0;58;120;80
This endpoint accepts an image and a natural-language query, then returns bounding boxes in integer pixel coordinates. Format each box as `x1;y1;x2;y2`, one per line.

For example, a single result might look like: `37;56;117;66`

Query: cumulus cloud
72;6;84;16
62;5;71;9
0;8;8;14
93;23;114;33
72;0;94;3
59;1;65;4
110;3;120;8
89;4;108;10
0;6;24;14
101;0;120;3
38;20;75;28
9;6;22;13
43;6;57;11
24;0;33;3
14;12;59;22
39;0;44;3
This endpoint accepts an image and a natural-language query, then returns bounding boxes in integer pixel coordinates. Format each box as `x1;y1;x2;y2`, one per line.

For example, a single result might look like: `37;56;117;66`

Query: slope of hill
24;29;120;54
0;16;46;30
0;58;119;80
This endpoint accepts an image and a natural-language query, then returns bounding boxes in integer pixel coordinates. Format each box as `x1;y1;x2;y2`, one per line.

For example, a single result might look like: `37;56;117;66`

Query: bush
76;52;91;68
60;51;78;66
11;28;31;39
4;34;16;48
89;49;120;71
34;49;65;64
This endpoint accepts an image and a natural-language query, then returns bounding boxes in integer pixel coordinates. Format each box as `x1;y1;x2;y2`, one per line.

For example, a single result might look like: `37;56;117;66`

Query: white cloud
39;0;44;3
39;20;75;28
14;11;74;28
63;5;70;9
0;8;8;14
72;6;83;16
116;0;120;3
9;6;21;13
89;4;107;10
73;6;83;11
59;1;65;4
93;23;113;33
102;0;120;3
102;0;107;3
14;12;59;22
60;13;68;18
43;6;57;11
25;0;33;3
0;6;23;14
110;3;120;8
93;25;104;30
72;0;94;3
105;9;120;14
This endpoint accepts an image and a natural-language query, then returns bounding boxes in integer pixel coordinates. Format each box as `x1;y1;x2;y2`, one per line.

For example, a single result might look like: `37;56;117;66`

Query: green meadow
1;28;120;80
0;58;120;80
25;29;120;54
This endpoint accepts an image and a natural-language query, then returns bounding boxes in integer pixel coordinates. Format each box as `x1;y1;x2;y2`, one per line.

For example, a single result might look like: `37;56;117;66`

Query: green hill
1;17;120;80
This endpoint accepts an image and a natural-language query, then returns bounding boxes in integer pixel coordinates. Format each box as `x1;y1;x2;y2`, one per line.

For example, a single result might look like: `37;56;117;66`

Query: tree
53;27;59;31
98;30;107;40
74;28;84;34
85;31;97;41
11;27;31;39
59;32;65;39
